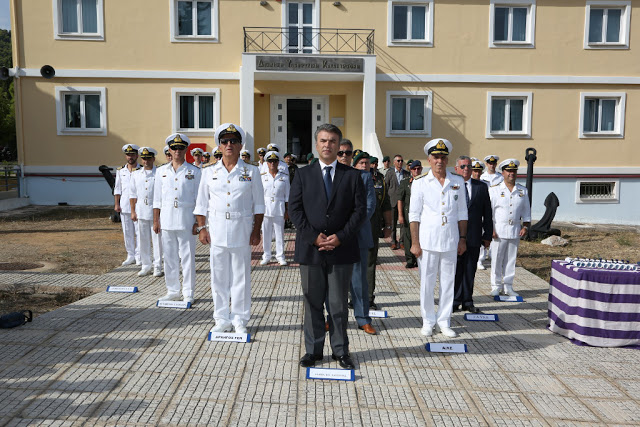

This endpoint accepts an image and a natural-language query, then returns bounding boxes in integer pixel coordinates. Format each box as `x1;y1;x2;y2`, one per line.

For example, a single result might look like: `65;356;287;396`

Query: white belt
212;210;252;219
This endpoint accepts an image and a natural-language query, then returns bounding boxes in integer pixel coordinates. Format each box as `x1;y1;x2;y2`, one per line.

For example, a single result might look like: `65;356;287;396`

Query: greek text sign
256;56;363;73
107;286;138;293
156;300;192;309
306;367;355;381
208;332;251;343
494;295;524;302
425;343;468;353
464;313;499;322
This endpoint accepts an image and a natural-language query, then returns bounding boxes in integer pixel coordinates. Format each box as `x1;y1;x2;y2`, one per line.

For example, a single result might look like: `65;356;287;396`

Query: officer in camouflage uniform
397;160;424;268
367;157;392;309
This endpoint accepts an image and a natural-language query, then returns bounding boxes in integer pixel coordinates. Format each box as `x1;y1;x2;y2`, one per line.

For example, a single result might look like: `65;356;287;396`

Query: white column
362;56;381;159
240;54;256;155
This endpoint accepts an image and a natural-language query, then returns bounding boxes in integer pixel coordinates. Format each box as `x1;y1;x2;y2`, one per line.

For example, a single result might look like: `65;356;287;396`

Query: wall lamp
260;0;268;5
333;1;342;6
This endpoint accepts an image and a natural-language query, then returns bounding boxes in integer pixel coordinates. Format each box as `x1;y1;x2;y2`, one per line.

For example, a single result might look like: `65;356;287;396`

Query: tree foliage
0;29;16;160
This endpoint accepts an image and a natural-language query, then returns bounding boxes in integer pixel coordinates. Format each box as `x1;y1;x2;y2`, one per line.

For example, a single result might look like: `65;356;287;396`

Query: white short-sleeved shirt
480;171;504;187
131;166;157;221
261;170;290;217
153;162;202;231
489;182;531;240
114;164;140;214
408;170;468;252
194;159;265;248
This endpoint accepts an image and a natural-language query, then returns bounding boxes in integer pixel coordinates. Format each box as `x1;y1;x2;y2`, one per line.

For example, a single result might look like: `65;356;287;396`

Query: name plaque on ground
306;367;355;381
208;332;251;343
494;295;524;302
368;310;388;318
464;313;499;322
425;343;468;353
107;286;138;293
256;56;364;73
156;300;192;309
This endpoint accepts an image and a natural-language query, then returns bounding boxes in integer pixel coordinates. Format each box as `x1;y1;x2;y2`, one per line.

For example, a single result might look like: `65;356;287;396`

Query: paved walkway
1;233;639;426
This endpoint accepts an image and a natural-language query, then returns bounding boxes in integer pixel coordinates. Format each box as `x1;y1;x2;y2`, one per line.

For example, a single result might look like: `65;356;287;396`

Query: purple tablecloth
549;260;640;347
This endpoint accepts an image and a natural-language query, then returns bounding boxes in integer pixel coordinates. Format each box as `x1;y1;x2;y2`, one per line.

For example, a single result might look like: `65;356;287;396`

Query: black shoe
331;354;355;369
452;305;461;313
369;301;379;310
300;353;322;367
405;261;417;268
466;305;481;314
347;301;353;309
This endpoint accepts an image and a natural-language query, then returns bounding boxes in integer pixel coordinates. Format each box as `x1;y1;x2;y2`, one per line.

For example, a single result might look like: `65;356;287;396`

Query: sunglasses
170;146;186;151
267;159;279;163
395;159;403;163
337;150;353;157
487;161;497;165
458;165;472;169
219;138;241;145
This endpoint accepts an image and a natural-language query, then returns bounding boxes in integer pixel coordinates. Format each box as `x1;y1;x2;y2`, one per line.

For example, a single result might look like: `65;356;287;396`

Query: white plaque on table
494;295;524;302
107;286;138;293
156;300;192;309
368;310;388;318
207;332;251;343
306;367;354;381
425;343;467;353
464;313;499;322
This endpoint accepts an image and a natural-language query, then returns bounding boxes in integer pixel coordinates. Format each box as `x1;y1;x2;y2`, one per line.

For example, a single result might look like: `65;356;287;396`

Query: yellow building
7;0;640;223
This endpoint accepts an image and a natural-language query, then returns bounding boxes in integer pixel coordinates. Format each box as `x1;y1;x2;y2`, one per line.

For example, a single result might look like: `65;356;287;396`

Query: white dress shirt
262;170;290;217
131;166;157;221
489;181;531;240
194;159;265;248
114;164;139;214
317;158;338;182
153;162;202;230
480;171;504;186
408;170;468;252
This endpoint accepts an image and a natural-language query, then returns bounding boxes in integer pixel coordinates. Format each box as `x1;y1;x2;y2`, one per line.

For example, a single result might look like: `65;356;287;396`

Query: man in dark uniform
284;152;298;229
397;160;423;268
368;158;392;309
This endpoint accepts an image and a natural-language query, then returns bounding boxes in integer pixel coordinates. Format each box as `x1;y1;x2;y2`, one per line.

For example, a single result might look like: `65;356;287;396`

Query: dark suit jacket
289;161;367;265
384;167;410;207
356;170;376;250
466;178;493;247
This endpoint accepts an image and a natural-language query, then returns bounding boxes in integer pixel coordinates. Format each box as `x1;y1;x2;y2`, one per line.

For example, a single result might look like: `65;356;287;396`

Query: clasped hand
315;233;341;251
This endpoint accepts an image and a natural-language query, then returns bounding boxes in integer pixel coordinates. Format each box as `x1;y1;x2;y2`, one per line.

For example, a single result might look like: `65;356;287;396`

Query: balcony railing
244;27;375;55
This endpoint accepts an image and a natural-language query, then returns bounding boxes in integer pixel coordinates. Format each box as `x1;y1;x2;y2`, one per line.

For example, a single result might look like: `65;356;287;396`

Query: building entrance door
270;95;328;162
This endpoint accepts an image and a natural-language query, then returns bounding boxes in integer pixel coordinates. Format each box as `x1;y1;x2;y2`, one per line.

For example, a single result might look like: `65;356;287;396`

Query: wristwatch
196;225;208;233
384;225;392;230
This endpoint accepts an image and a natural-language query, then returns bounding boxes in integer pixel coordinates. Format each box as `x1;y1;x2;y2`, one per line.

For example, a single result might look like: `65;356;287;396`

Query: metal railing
244;27;375;55
0;164;20;193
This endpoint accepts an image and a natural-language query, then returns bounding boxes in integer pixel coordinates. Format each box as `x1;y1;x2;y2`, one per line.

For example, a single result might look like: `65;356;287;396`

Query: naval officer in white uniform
489;159;531;297
409;138;468;338
259;143;289;176
153;133;202;304
260;150;290;266
194;123;265;334
130;147;163;277
114;144;141;266
480;155;504;186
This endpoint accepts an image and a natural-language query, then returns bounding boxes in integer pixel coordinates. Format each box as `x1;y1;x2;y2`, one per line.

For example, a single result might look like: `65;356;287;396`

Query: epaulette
135;165;142;170
203;162;214;168
490;183;501;187
158;162;168;167
414;172;428;180
261;172;267;175
451;172;461;177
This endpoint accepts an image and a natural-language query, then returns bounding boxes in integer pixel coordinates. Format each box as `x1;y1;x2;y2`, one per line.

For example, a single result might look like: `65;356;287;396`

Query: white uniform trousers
137;219;162;270
261;216;285;261
491;237;519;292
210;245;251;327
418;249;457;329
162;229;196;297
120;212;140;262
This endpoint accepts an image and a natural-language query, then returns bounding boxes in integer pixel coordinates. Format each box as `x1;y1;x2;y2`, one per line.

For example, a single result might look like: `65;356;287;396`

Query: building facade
8;0;640;224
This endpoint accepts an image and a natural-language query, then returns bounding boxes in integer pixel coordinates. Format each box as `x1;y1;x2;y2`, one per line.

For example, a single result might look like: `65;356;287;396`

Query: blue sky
0;0;9;30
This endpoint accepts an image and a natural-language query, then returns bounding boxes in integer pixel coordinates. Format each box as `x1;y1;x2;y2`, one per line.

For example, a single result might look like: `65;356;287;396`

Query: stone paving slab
1;231;640;426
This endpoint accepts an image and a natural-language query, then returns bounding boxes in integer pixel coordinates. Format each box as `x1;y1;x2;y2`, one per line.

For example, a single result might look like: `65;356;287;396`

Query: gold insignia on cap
174;135;183;143
226;124;237;133
436;140;446;150
142;148;150;155
489;156;496;162
267;153;278;160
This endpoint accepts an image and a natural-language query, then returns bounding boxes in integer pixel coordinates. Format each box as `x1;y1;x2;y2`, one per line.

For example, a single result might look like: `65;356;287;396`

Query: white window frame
55;86;107;136
584;1;631;49
170;0;219;43
489;0;536;48
387;1;434;47
171;88;220;135
486;92;532;138
575;178;620;204
52;0;104;40
579;92;626;138
385;90;432;137
281;0;321;53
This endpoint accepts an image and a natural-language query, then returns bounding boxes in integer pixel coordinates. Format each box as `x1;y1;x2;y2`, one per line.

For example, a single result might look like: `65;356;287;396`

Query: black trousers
453;246;481;308
391;206;402;244
300;263;352;356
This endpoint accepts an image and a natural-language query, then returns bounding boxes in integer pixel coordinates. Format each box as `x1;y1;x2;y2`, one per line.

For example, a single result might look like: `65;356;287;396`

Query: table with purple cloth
549;260;640;347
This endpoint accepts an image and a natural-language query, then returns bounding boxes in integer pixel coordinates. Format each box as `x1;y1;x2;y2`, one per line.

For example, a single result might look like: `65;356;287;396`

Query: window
53;0;104;40
579;92;626;138
172;88;220;135
286;1;316;53
584;1;631;49
486;92;532;138
55;87;107;136
171;0;219;42
387;1;434;46
489;1;536;48
576;180;619;203
386;90;432;137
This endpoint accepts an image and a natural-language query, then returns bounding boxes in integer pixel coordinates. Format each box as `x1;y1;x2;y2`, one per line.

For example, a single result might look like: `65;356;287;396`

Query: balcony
244;27;375;55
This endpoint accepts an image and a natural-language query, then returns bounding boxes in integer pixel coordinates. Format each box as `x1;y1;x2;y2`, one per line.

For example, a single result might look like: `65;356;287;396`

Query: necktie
465;182;470;208
324;166;333;199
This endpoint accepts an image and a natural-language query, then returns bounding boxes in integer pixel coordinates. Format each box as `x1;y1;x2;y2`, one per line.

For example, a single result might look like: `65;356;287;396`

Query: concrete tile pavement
1;231;639;426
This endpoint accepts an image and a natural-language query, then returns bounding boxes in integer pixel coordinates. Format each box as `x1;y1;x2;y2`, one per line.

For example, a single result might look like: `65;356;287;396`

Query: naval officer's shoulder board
413;172;428;180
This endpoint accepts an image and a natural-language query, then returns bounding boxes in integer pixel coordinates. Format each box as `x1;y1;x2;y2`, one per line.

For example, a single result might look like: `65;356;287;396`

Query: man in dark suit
453;156;493;313
289;124;367;370
384;155;410;249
